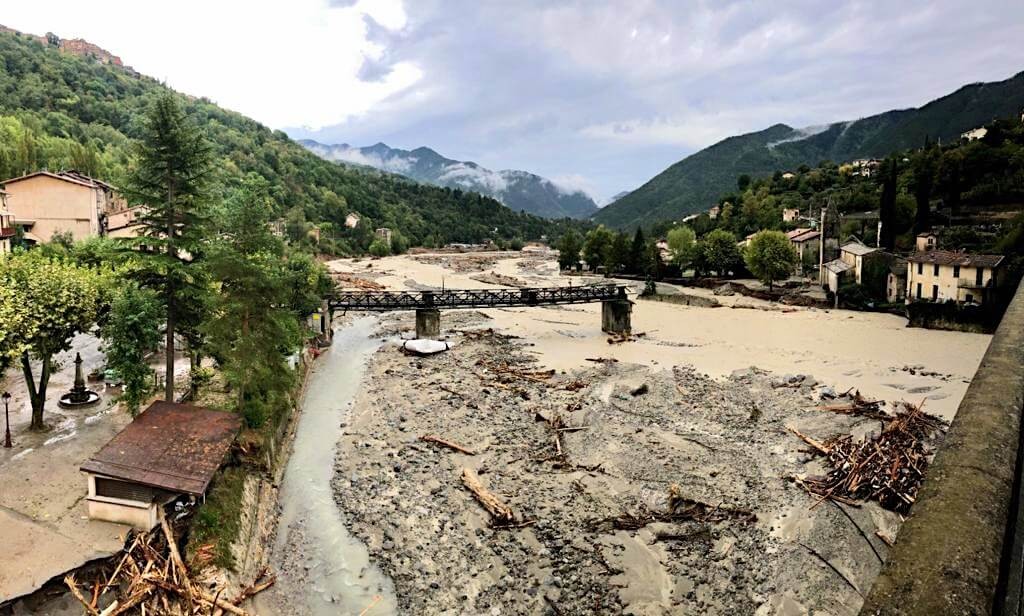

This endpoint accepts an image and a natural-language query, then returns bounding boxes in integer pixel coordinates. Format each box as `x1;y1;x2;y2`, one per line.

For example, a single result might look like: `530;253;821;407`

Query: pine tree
123;94;213;401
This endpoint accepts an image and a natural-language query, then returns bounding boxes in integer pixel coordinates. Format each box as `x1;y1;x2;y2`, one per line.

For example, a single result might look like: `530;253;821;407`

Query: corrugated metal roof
80;401;241;495
907;250;1004;268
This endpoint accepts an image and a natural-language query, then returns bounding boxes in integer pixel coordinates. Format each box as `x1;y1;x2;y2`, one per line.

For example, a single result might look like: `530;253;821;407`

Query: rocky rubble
328;312;929;615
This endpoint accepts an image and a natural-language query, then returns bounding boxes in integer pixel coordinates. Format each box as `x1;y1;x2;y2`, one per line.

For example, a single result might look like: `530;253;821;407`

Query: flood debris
420;433;476;455
791;401;947;513
64;518;274;616
461;467;519;527
595;484;756;532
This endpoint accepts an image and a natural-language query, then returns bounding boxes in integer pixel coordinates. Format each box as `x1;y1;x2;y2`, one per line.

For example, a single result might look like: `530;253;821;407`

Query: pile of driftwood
607;331;646;345
791;401;947;513
815;390;889;421
64;519;274;615
475;358;555;389
597;484;756;532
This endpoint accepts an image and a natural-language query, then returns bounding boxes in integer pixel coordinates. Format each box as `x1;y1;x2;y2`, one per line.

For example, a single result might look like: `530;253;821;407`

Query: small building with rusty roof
906;250;1005;305
80;401;241;529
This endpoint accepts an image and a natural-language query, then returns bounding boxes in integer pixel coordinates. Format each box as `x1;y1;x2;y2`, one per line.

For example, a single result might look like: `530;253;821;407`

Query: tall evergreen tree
878;156;899;251
912;146;938;233
628;228;646;274
124;94;213;401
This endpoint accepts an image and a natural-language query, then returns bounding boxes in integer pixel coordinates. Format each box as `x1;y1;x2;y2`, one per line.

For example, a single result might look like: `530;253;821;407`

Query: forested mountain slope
302;140;599;220
595;71;1024;229
0;28;572;249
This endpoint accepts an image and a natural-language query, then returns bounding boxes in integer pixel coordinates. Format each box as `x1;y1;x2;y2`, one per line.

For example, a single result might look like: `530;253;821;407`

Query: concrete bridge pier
601;299;633;334
416;308;441;340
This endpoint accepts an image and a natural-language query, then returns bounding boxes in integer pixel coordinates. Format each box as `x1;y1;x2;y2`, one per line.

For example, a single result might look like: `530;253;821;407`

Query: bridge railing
329;284;628;312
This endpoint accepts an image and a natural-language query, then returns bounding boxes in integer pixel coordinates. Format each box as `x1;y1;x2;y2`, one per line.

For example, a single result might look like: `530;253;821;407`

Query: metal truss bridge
328;284;629;312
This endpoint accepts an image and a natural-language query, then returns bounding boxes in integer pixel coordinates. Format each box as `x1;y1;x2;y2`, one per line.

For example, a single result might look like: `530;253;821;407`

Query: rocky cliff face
0;25;124;66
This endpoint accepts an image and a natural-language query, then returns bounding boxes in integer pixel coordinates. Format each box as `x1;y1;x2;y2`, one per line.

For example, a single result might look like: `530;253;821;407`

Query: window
916;283;922;299
932;285;938;300
917;262;923;275
94;477;157;503
976;267;984;286
953;265;960;278
966;293;974;303
933;264;939;276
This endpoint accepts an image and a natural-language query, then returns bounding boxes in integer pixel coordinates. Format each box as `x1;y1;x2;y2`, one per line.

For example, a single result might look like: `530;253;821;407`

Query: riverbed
254;317;398;615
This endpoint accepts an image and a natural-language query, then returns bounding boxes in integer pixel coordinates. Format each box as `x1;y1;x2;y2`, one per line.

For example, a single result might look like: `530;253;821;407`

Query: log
421;434;476;455
461;467;515;525
64;574;100;616
787;426;831;455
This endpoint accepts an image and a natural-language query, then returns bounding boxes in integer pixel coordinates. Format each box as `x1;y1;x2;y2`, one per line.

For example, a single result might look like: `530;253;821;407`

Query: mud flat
320;252;991;614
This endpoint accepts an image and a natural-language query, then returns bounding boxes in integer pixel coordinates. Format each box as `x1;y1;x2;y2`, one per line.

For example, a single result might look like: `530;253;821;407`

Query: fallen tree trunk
461;467;515;525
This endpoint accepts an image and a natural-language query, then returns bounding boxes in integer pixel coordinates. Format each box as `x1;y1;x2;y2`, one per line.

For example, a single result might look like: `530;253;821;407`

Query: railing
329;284;628;312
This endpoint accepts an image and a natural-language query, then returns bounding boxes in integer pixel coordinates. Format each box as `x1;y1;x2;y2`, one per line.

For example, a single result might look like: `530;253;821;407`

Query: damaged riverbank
325;309;935;614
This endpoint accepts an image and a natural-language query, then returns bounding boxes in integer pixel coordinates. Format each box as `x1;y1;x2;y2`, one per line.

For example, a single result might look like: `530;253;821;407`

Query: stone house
375;227;393;244
906;250;1005;305
887;257;908;303
839;240;878;285
345;212;362;229
782;208;800;223
915;232;938;252
1;170;126;243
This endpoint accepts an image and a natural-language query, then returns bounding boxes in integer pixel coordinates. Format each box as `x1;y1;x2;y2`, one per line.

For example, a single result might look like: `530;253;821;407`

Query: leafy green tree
700;229;742;277
368;238;390;257
123;93;213;401
556;229;583;270
666;226;697;270
744;230;798;290
582;226;614;271
608;232;630;273
204;176;303;427
0;253;105;429
101;285;162;414
390;230;409;255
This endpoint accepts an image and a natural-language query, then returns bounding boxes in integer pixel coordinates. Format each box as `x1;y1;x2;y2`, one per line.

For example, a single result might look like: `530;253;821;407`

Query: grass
187;466;247;570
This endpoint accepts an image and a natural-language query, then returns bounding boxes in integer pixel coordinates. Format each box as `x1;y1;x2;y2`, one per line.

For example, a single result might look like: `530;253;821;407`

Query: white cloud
439;163;508;193
1;0;421;129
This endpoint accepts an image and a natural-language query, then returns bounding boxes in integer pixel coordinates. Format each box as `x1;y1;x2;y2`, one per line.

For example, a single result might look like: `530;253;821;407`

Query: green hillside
0;29;572;251
596;71;1024;229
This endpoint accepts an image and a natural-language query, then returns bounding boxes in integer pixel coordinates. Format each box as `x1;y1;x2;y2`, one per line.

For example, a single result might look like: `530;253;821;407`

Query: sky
5;1;1024;203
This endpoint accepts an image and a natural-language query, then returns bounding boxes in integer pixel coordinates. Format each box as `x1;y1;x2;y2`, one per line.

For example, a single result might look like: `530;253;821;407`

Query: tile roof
789;229;821;243
1;170;102;189
907;250;1004;268
80;401;241;495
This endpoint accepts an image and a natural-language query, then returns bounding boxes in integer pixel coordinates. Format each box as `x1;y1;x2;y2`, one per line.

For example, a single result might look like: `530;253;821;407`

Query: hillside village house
821;239;878;293
1;170;127;243
105;204;147;239
708;205;721;219
906;250;1004;305
782;208;800;223
786;228;820;272
961;127;988;141
915;232;938;252
376;227;393;244
0;190;13;255
345;212;362;229
887;257;908;303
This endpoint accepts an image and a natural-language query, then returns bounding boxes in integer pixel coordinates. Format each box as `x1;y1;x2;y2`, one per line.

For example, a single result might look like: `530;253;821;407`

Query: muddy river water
256;317;398;615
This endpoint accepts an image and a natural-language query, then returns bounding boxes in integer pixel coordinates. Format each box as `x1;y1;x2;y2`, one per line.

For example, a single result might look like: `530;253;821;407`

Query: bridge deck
329;284;628;312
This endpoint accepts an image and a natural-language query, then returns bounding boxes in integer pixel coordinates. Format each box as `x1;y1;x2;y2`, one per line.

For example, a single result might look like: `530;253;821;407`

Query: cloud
439;163;509;193
8;1;1024;202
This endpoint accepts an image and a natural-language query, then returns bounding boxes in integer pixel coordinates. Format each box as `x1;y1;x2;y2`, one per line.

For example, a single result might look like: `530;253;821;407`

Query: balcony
958;278;993;289
0;224;13;239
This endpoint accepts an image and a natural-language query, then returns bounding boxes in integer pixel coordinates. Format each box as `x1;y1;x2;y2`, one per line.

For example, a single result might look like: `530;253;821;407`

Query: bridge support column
601;299;632;334
415;308;441;340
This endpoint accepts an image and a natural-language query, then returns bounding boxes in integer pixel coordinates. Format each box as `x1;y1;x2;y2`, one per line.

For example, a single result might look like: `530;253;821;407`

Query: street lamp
3;391;11;448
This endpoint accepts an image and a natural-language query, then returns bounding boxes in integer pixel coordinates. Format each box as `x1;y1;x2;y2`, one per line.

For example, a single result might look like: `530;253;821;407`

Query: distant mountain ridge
301;140;599;220
595;71;1024;229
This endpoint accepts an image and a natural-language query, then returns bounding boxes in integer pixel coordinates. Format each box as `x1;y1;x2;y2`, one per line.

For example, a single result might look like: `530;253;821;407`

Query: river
255;317;398;615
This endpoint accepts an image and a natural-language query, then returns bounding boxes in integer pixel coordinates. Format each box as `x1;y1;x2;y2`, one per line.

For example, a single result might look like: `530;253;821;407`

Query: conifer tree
124;94;213;401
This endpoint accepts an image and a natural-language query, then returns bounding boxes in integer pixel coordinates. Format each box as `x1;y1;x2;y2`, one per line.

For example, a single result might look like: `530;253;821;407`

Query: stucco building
906;250;1005;305
0;190;13;255
1;170;126;243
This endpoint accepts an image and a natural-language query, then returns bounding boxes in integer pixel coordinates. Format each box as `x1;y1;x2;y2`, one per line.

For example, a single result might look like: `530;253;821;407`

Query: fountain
58;353;101;408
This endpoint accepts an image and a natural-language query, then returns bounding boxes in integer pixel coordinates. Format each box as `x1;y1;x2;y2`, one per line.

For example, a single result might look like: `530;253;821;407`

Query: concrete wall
860;279;1024;615
84;473;161;530
5;175;101;242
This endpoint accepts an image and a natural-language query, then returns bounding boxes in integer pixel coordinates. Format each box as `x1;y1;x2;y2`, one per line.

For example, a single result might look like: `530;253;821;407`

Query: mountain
0;27;574;248
301;140;599;220
595;71;1024;229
